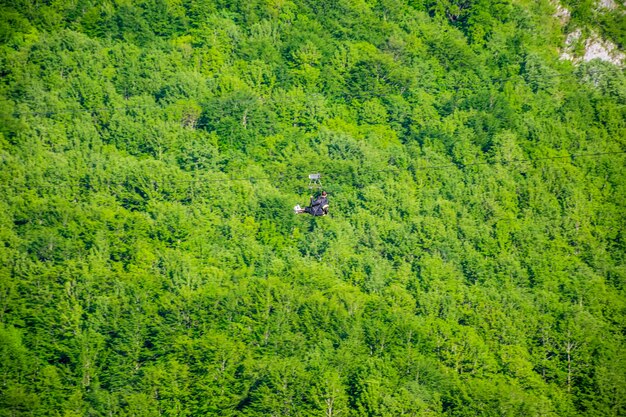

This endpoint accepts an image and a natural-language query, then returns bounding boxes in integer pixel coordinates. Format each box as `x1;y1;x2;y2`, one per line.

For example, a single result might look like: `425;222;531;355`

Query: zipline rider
294;191;329;216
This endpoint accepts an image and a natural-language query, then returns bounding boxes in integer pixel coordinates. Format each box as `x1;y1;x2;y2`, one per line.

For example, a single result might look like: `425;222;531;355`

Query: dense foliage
1;0;625;415
560;0;626;48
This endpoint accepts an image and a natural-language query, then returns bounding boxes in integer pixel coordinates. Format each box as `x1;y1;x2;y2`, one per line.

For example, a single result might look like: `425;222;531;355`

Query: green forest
1;0;625;415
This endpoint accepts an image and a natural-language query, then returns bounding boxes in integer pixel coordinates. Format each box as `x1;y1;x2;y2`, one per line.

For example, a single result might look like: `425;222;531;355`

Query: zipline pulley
308;173;322;190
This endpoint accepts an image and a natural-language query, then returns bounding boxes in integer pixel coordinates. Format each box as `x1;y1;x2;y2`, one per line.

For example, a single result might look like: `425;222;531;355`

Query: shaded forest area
0;0;625;415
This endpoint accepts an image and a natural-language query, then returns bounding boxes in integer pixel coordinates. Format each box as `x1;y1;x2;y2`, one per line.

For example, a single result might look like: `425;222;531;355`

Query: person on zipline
295;191;329;216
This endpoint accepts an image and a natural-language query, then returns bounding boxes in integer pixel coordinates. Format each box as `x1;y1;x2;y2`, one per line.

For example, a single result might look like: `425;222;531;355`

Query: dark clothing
306;195;328;216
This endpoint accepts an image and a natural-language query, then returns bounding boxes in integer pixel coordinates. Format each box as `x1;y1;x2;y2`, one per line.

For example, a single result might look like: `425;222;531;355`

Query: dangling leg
294;204;308;214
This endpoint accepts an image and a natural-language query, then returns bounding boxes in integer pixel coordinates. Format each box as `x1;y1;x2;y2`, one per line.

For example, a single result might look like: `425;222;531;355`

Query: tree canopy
1;0;625;416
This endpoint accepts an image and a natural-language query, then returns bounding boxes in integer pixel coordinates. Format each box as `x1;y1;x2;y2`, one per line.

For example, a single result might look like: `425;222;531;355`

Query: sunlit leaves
0;0;625;416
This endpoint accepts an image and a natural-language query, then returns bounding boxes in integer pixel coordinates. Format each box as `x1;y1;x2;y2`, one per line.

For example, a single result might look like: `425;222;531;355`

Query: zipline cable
155;150;626;186
1;150;623;191
306;150;626;180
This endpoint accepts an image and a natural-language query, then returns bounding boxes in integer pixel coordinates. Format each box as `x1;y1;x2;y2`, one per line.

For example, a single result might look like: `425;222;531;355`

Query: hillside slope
1;0;625;415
